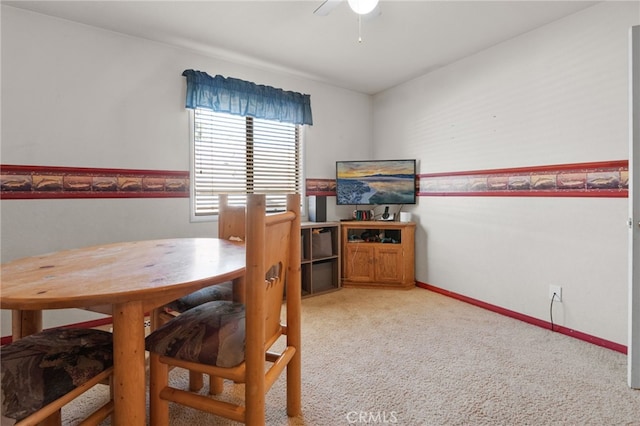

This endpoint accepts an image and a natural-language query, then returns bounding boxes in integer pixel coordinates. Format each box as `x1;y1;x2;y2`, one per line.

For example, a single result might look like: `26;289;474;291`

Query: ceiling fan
314;0;381;18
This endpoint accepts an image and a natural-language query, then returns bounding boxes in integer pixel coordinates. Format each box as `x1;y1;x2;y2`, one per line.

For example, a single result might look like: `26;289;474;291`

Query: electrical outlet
549;285;562;302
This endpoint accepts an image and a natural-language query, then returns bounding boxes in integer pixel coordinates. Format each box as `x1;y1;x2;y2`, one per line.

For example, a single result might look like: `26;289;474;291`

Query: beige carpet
64;287;640;425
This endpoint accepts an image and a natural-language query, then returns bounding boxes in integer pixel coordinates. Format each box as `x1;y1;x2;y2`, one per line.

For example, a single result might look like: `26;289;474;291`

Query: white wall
373;2;639;345
0;6;371;335
3;3;637;347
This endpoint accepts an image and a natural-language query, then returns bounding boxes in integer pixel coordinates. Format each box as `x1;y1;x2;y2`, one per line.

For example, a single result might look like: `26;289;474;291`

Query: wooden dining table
0;238;245;426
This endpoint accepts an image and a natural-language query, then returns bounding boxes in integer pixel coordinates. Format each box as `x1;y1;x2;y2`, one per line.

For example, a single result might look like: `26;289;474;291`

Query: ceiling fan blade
313;0;342;16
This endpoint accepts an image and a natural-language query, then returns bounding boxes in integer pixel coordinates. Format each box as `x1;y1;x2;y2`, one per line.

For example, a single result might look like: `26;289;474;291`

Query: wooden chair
145;193;301;425
217;193;247;244
216;193;247;301
1;328;114;426
151;194;247;392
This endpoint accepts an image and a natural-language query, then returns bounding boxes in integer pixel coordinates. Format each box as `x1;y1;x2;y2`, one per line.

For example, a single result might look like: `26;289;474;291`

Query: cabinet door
344;244;375;282
374;246;403;282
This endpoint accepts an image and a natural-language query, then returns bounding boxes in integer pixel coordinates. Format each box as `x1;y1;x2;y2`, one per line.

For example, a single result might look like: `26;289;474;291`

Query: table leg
112;301;146;426
11;309;42;340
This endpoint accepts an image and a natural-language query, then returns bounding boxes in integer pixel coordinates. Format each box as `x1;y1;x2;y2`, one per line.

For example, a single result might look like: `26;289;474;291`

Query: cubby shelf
300;222;341;297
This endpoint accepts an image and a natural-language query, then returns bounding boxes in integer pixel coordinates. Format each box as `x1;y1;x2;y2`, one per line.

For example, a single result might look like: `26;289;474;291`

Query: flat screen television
336;159;417;205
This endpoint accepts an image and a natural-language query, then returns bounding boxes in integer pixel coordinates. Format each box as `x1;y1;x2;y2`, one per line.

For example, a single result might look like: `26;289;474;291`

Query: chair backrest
244;193;300;348
218;194;246;242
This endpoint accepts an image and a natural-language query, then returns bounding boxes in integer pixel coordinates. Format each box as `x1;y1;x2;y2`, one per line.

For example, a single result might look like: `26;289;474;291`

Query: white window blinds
192;108;302;216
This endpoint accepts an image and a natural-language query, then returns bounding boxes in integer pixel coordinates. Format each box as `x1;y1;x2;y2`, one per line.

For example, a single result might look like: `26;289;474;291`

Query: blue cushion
1;328;113;421
146;301;245;368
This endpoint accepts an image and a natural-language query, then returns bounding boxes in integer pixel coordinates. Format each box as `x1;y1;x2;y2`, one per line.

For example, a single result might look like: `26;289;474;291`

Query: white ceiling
4;0;599;94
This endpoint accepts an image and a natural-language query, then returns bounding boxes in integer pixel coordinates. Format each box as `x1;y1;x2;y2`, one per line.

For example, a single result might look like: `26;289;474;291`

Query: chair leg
287;359;302;417
208;375;224;395
149;353;170;426
188;370;204;391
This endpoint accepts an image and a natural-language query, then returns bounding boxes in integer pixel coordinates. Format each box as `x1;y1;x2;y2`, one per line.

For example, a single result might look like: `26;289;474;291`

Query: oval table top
0;238;246;310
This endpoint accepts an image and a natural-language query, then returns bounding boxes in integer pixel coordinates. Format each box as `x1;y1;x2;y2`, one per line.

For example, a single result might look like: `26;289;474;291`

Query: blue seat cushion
1;328;113;422
165;281;234;313
146;301;245;368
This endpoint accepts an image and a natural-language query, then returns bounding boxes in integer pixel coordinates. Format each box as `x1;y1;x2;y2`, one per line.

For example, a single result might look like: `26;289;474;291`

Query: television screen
336;159;416;205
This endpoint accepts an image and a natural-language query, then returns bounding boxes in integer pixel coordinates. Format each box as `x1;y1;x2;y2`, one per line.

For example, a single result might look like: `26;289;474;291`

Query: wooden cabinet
341;221;415;290
300;222;341;296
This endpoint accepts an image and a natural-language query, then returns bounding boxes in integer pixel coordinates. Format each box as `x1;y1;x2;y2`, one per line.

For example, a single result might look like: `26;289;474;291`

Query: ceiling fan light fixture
347;0;378;15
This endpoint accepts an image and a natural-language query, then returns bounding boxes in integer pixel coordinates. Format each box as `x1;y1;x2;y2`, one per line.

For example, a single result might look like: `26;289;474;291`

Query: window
191;108;303;218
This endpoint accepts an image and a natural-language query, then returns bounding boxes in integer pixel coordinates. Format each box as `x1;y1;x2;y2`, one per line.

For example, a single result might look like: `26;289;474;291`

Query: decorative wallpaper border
305;178;336;197
2;160;628;200
417;160;628;198
1;165;189;199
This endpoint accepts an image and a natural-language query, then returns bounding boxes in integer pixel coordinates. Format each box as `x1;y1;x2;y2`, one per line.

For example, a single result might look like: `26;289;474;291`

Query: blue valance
182;69;313;126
